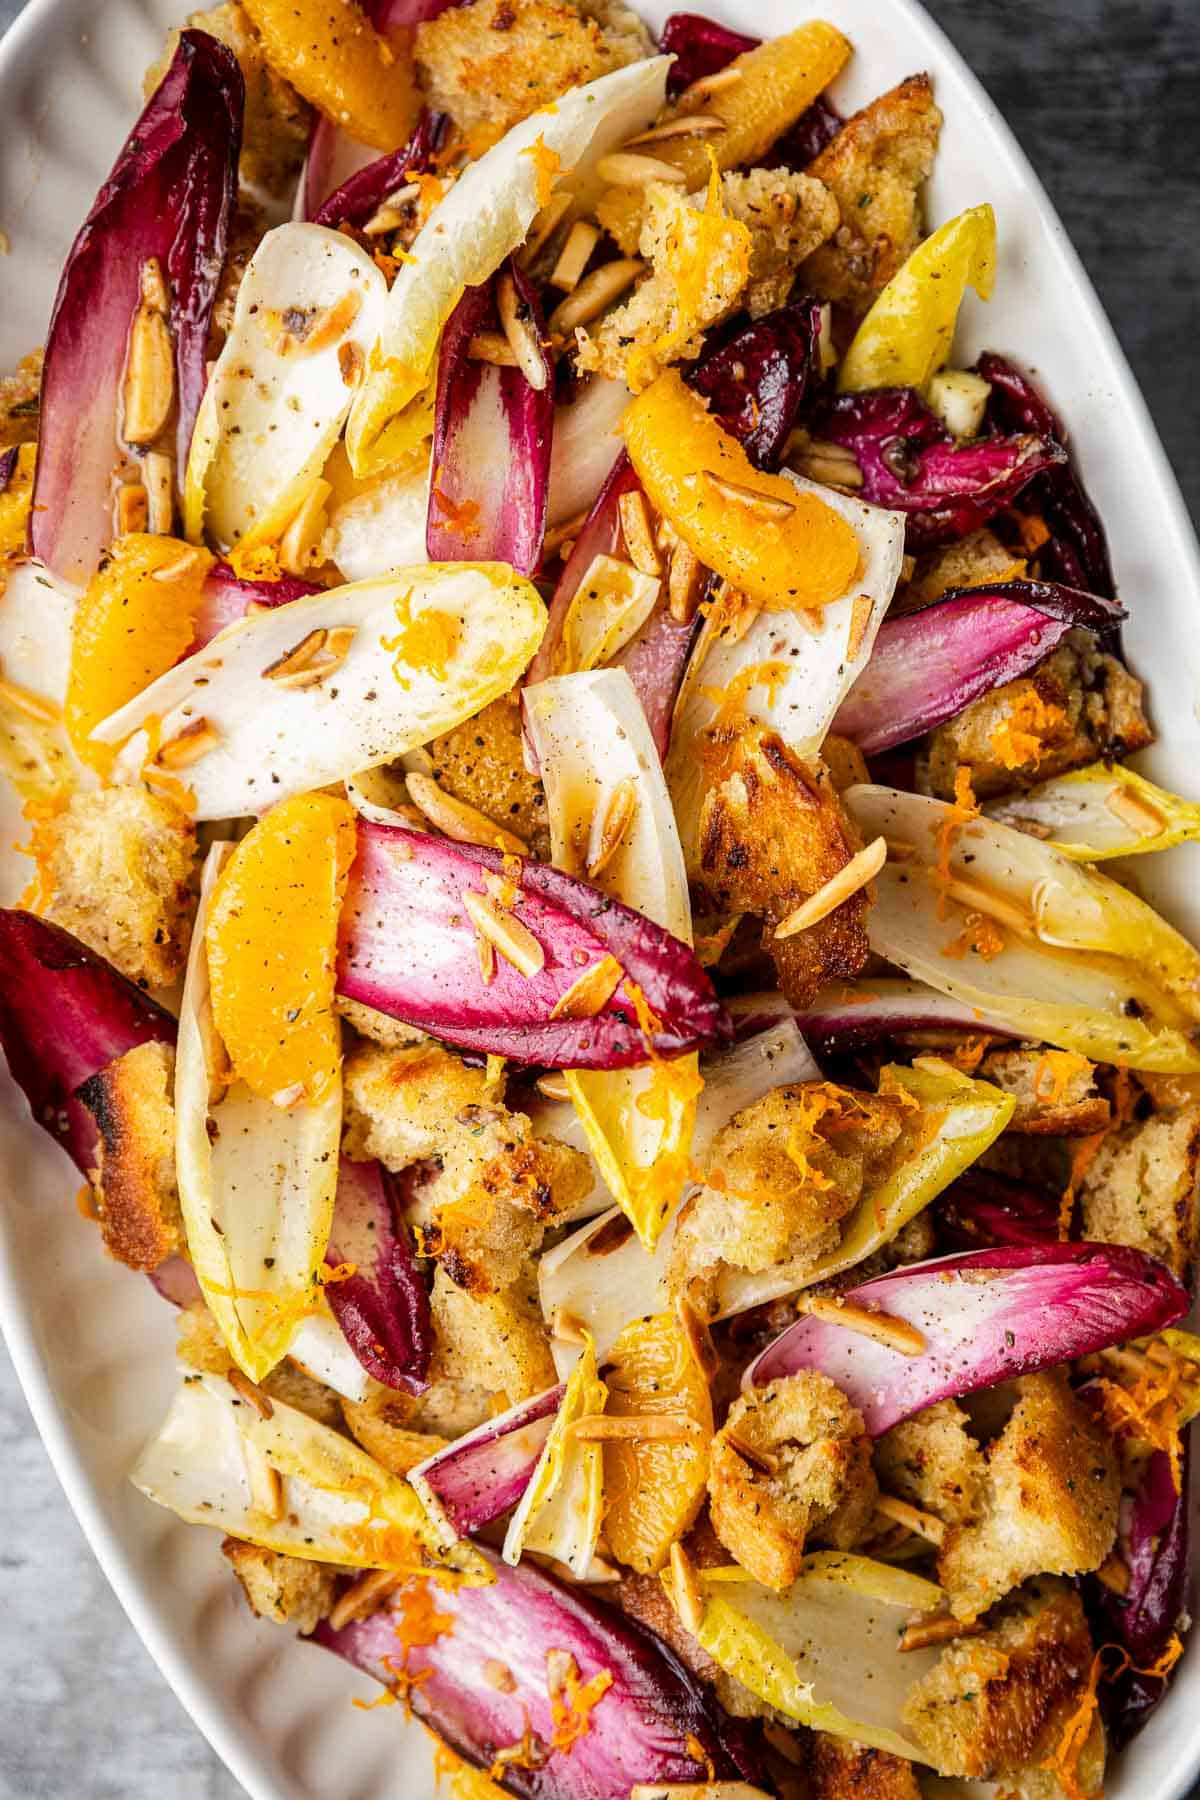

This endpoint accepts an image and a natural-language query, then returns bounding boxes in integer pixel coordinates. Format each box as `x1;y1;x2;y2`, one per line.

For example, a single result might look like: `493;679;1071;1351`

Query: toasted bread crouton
576;183;751;389
78;1040;182;1272
342;1038;498;1171
177;1302;234;1374
808;1734;922;1800
875;1399;984;1529
342;1373;492;1460
415;0;642;143
708;1372;877;1589
150;5;309;194
36;784;196;988
979;1047;1109;1137
431;1265;557;1400
222;1538;338;1632
938;1373;1119;1621
616;1563;769;1721
918;635;1154;801
261;1358;344;1428
672;1080;913;1304
427;691;547;855
1077;1103;1200;1281
799;74;942;314
174;1303;344;1426
902;1578;1104;1787
904;529;1026;606
0;350;41;449
697;727;870;1009
336;995;429;1050
718;167;839;317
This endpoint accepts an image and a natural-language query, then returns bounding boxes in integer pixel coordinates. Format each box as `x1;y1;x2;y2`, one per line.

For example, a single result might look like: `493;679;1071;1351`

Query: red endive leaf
190;562;322;651
325;1157;433;1393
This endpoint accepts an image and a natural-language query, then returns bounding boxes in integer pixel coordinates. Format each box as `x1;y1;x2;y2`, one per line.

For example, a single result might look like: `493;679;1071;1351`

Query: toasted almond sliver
586;778;638;879
362;201;406;237
595;150;690;187
123;274;175;447
116;482;149;535
228;1366;275;1417
1104;783;1167;837
943;873;1034;935
475;929;496;986
704;471;795;520
142;449;174;533
156;716;219;770
244;1446;284;1521
845;592;875;662
497;270;549;391
277;478;331;576
550;220;601;293
537;1071;571;1101
405;769;528;855
789;437;865;491
625;113;727;146
617;489;662;577
262;624;356;689
797;1291;927;1356
668;1540;705;1636
679;64;742;106
773;835;887;939
874;1493;947;1547
721;1429;779;1476
468;330;520;367
570;1412;698;1442
484;1657;520;1694
150;546;206;583
898;1612;983;1653
667;541;705;624
675;1294;720;1383
550;953;625;1020
548;259;643;335
550;1306;589;1344
327;1568;404;1632
462;889;545;978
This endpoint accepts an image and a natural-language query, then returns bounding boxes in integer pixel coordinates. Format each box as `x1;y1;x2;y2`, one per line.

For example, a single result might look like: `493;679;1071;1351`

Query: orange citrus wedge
601;1308;713;1574
206;792;357;1104
622;369;860;611
0;442;35;557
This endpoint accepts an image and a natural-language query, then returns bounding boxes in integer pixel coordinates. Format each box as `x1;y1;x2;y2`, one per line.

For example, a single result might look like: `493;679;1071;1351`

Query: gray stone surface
0;0;1197;1795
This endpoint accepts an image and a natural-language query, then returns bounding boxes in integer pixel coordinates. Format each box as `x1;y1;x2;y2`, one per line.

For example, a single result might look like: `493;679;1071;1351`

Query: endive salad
2;4;1198;1796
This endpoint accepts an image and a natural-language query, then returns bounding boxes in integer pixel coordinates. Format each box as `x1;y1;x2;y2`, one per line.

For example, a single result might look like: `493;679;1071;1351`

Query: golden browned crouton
0;349;41;449
938;1373;1119;1620
808;1734;922;1800
342;1371;493;1457
719;167;839;317
979;1047;1109;1137
427;691;547;854
616;1559;770;1722
426;1110;593;1283
342;1038;498;1171
708;1371;878;1590
430;1265;557;1401
260;1357;345;1428
697;726;870;1009
1078;1102;1200;1281
904;529;1026;605
174;1303;345;1426
77;1040;182;1272
875;1399;984;1529
918;636;1154;801
35;784;196;988
415;0;643;143
902;1578;1104;1788
222;1538;339;1632
335;995;428;1049
576;183;752;389
799;74;942;314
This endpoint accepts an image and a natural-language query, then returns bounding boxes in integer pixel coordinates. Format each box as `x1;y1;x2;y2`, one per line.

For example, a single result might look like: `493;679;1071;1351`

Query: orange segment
622;369;860;611
0;442;36;557
240;0;420;152
65;533;214;769
206;792;357;1104
601;1308;713;1574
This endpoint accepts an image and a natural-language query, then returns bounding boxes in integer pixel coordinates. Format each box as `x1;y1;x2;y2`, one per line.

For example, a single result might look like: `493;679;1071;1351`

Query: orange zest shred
988;689;1066;771
699;660;789;728
488;1712;548;1782
1092;1336;1198;1490
547;1654;613;1754
228;540;283;582
382;586;463;688
944;910;1007;961
15;797;65;913
522;134;561;208
685;1733;717;1781
1032;1048;1091;1107
1040;1648;1105;1800
934;764;978;913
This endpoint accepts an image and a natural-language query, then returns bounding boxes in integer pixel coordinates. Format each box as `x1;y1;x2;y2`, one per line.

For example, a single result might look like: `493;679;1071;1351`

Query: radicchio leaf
613;601;702;761
745;1243;1189;1434
31;30;243;583
190;562;322;651
659;11;758;91
689;296;823;470
775;93;844;166
809;386;1066;549
427;260;553;574
793;978;1016;1056
832;579;1126;754
313;1545;762;1794
931;1167;1062;1251
336;820;731;1068
311;109;448;229
0;447;18;493
978;351;1116;598
324;1157;433;1393
409;1386;563;1539
0;910;175;1171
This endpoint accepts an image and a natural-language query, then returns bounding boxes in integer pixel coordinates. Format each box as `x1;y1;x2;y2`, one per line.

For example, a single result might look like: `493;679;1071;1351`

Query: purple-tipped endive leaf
659;11;758;89
689;297;823;470
745;1243;1189;1434
336;821;730;1067
612;601;702;761
189;562;322;651
311;109;448;229
427;261;553;573
31;30;243;582
324;1158;433;1394
793;978;1016;1056
833;580;1126;754
313;1545;761;1794
0;910;175;1171
409;1385;563;1542
931;1167;1061;1251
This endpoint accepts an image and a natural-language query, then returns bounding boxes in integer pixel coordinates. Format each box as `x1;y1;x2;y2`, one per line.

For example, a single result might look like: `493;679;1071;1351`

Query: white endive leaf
0;559;80;705
288;1304;372;1402
666;478;905;872
93;563;546;819
323;455;431;583
175;843;341;1382
547;375;630;527
184;224;388;551
986;761;1200;861
346;58;670;475
132;1370;482;1572
502;1336;606;1578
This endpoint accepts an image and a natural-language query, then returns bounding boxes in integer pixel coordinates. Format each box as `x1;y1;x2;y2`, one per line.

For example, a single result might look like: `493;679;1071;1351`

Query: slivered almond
617;489;661;577
845;593;875;662
156;717;219;769
570;1412;697;1442
475;930;496;985
595;151;690;187
484;1658;520;1694
874;1494;947;1547
773;835;886;939
789;438;865;491
667;541;704;623
277;478;331;576
899;1612;983;1653
327;1569;404;1632
797;1292;926;1356
625;113;727;145
405;770;528;854
704;472;795;520
537;1072;571;1101
669;1541;705;1636
549;953;624;1020
721;1430;779;1475
150;546;206;583
262;625;356;689
468;330;520;367
587;778;638;878
548;259;643;335
462;889;544;978
497;271;549;391
142;449;174;533
520;190;573;264
244;1444;284;1520
675;1294;720;1383
1105;783;1166;837
679;64;742;105
123;257;175;447
550;220;601;292
0;675;60;725
116;482;149;535
942;873;1034;934
362;183;419;236
550;1306;589;1344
